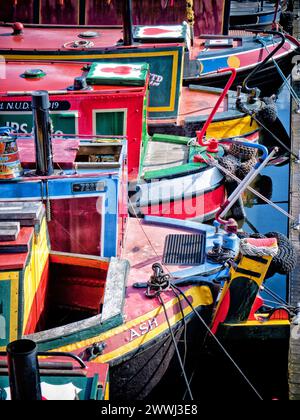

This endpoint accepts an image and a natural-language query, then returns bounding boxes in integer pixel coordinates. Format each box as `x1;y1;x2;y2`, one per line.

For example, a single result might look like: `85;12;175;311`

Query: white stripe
137;167;224;206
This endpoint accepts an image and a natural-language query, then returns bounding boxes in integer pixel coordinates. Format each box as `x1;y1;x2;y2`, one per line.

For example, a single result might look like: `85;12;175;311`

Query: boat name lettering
129;318;159;341
149;73;164;87
0;101;71;111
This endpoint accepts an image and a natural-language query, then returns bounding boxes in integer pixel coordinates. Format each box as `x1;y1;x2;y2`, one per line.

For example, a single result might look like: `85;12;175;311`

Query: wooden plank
0;222;20;242
0;201;42;219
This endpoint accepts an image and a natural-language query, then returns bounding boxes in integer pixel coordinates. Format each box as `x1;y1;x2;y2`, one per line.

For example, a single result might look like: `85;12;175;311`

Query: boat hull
186;53;295;96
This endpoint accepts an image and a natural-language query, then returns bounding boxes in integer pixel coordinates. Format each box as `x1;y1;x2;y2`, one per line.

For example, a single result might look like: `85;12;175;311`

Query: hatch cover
162;233;206;266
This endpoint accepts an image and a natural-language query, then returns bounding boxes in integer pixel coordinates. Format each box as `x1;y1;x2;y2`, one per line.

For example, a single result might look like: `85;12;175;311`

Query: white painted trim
137;167;224;206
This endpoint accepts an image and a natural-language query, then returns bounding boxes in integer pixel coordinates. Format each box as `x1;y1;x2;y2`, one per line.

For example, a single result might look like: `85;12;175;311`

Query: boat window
94;110;126;136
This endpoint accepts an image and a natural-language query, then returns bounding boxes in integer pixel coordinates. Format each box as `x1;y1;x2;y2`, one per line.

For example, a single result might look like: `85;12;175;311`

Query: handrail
196;67;237;145
242;30;286;93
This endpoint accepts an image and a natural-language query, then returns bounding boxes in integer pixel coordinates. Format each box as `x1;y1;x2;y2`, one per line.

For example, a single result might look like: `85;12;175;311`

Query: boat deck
142;141;188;173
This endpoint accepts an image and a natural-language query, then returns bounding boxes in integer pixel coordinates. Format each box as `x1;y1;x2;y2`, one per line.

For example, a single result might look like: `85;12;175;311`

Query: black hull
109;305;214;401
184;54;295;97
110;326;183;400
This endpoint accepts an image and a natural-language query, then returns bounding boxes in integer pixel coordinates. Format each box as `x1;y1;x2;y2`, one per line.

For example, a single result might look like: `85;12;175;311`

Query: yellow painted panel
23;219;50;333
207;115;259;140
10;274;19;343
0;272;18;281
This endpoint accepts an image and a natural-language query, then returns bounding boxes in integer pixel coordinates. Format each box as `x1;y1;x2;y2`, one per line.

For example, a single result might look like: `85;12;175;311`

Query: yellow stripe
49;285;213;362
0;272;18;281
5;50;182;113
104;384;109;401
207;115;260;140
23;219;50;333
223;320;290;327
10;273;19;343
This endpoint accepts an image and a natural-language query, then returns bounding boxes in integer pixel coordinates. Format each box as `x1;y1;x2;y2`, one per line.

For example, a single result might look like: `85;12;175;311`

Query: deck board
142;140;189;173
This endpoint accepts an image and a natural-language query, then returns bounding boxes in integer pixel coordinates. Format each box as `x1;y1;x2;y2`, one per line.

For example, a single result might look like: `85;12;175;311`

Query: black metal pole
122;0;133;46
223;0;231;35
32;91;54;176
7;340;42;401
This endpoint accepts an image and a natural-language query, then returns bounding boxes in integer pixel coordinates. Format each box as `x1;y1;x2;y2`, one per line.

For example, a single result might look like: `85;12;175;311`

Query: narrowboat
230;0;281;30
0;110;295;399
0;199;234;400
0;65;263;221
0;1;298;97
186;30;299;95
0;199;295;400
0;339;109;400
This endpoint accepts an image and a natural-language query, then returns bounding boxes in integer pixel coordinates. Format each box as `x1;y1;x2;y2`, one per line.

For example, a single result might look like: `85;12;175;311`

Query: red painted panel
85;0;226;36
48;196;102;256
141;184;225;220
0;0;35;23
40;0;79;25
0;0;226;35
211;290;230;335
50;263;107;311
0;227;33;270
17;139;80;169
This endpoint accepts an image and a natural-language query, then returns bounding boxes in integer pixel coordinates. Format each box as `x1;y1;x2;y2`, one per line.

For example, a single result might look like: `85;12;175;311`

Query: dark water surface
149;84;292;402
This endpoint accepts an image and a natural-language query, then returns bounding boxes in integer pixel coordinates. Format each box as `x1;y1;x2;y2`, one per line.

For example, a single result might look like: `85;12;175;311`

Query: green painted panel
0;112;77;137
0;375;104;400
87;63;149;86
95;111;125;136
0;281;11;348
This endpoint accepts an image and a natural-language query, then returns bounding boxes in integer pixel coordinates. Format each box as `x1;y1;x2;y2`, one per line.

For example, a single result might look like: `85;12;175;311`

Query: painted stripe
235;267;261;278
139;167;223;206
223;320;290;327
10;273;19;343
44;285;213;362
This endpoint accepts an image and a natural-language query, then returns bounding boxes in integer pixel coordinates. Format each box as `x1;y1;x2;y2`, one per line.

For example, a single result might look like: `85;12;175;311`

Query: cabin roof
17;139;80;170
0;25;184;51
0;61;148;93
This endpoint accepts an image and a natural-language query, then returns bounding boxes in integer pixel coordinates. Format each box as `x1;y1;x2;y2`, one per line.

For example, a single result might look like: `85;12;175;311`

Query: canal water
149;83;292;402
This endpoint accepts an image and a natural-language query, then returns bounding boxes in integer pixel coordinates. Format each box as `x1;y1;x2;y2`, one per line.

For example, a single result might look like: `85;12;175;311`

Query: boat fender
265;231;297;276
237;231;297;278
218;142;257;182
255;97;278;124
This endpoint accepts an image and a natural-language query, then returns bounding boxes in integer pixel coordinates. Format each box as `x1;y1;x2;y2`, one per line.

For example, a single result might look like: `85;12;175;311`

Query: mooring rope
170;284;264;400
158;293;194;401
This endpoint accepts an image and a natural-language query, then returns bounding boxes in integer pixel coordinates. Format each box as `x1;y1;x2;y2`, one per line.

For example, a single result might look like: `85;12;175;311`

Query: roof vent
67;76;92;91
21;69;46;79
78;31;99;39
